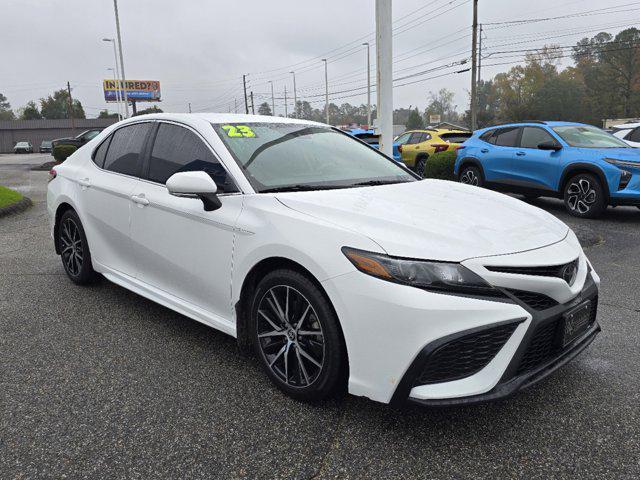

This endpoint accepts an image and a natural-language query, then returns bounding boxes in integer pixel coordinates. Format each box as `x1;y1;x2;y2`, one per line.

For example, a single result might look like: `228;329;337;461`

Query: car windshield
212;122;415;192
16;142;29;147
552;125;629;148
41;141;52;146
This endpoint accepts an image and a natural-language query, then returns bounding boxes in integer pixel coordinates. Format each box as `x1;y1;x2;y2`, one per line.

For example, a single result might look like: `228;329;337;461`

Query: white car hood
276;180;569;262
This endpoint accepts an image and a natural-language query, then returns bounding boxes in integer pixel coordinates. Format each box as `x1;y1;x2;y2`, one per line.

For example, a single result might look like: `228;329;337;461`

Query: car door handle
516;151;526;156
131;195;150;206
78;178;91;188
481;148;489;153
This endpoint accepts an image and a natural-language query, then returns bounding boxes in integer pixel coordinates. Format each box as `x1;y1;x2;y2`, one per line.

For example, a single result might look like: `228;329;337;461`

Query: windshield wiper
351;179;408;187
260;184;343;193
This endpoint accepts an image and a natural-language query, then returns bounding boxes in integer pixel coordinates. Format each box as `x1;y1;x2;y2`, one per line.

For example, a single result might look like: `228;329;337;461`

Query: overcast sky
1;0;637;119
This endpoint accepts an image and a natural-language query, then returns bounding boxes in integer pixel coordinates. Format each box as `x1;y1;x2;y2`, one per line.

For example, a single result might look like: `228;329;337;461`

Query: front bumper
393;275;600;406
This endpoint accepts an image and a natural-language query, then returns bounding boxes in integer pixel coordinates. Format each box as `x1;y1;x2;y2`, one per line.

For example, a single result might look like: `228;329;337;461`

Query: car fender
558;163;611;199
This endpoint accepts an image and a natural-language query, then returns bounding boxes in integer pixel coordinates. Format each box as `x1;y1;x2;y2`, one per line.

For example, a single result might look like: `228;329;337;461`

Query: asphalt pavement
1;155;639;479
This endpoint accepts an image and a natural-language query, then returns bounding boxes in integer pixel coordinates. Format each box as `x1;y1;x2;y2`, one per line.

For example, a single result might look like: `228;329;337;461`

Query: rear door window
103;123;152;176
494;127;520;147
627;127;640;143
147;123;238;193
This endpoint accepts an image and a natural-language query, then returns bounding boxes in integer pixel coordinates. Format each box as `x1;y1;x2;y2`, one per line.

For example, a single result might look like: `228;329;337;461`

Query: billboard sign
103;79;161;102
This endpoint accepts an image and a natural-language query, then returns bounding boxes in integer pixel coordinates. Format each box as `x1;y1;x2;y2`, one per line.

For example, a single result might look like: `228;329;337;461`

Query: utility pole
470;0;479;131
66;81;76;134
290;71;297;117
322;59;329;124
363;42;371;127
269;80;275;116
103;39;123;120
284;85;288;117
107;68;122;120
112;0;129;118
188;102;192;113
234;98;238;113
243;74;249;114
250;91;255;114
478;23;483;85
376;0;393;157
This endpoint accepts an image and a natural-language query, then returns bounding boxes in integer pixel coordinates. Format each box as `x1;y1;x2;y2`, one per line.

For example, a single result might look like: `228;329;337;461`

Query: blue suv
454;121;640;218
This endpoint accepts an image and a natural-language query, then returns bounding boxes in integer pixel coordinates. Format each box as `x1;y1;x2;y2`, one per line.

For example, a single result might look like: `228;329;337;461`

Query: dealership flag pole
113;0;129;118
376;0;393;157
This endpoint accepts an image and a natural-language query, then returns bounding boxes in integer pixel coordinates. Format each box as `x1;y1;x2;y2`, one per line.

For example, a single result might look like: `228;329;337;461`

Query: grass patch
0;185;24;209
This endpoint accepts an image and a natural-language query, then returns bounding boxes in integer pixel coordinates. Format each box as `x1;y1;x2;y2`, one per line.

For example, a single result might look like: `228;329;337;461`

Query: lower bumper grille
416;322;520;385
516;296;598;376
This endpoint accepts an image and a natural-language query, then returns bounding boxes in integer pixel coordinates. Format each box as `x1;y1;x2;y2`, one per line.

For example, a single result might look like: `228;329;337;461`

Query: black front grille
487;259;578;283
506;289;559;310
416;322;519;385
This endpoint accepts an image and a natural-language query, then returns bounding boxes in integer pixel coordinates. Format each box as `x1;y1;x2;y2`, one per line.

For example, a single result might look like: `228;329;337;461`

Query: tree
19;101;43;120
0;93;15;120
424;88;459;124
257;102;272;116
133;105;163;116
98;109;119;119
40;89;85;119
406;108;425;130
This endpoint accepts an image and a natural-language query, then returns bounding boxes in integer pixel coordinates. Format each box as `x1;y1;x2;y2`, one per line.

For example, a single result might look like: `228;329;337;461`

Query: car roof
613;122;640;129
120;112;326;127
476;121;592;134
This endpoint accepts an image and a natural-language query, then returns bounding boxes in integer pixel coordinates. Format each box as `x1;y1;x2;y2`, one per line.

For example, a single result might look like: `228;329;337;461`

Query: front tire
57;210;97;284
563;173;606;218
459;165;483;187
250;269;347;402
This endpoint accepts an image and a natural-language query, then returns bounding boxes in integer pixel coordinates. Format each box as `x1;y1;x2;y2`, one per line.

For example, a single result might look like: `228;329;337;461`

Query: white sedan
47;113;601;406
612;122;640;147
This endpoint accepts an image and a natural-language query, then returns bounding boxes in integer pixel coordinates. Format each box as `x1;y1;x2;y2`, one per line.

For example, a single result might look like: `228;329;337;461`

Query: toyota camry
47;113;600;406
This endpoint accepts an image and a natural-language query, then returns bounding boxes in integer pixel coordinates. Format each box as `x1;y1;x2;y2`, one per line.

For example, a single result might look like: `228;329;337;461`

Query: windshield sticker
222;125;257;138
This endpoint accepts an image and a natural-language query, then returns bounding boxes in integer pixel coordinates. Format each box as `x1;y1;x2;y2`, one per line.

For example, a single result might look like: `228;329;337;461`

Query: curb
0;196;33;218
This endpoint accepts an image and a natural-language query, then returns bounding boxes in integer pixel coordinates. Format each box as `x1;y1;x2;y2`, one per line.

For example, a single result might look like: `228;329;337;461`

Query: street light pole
103;38;122;120
107;68;122;120
322;59;329;124
269;80;275;116
290;71;297;117
284;85;288;117
112;0;129;118
362;42;371;127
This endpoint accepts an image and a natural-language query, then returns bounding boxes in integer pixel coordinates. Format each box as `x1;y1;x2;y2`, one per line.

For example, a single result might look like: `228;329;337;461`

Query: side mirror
166;171;222;211
538;141;562;151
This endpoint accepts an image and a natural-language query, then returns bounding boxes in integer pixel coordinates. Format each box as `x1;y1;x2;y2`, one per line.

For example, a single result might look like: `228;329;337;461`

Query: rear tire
57;209;97;285
563;173;606;218
415;156;428;178
459;165;483;187
250;269;347;402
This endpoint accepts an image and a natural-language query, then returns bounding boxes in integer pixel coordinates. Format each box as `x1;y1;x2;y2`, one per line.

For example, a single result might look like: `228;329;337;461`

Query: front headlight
342;247;500;297
604;157;639;169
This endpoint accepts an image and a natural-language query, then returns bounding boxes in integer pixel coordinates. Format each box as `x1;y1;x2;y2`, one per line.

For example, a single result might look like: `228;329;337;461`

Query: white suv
47;113;601;406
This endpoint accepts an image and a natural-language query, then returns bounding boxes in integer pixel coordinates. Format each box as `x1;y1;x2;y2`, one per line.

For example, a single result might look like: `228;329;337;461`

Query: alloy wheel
567;179;596;214
256;285;325;388
460;169;479;186
60;217;83;277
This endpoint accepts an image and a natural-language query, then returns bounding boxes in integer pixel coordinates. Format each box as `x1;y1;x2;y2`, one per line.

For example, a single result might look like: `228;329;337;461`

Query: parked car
396;128;472;176
39;140;53;153
347;128;402;162
456;121;640;217
51;128;104;150
48;113;600;406
610;122;640;147
14;141;33;153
